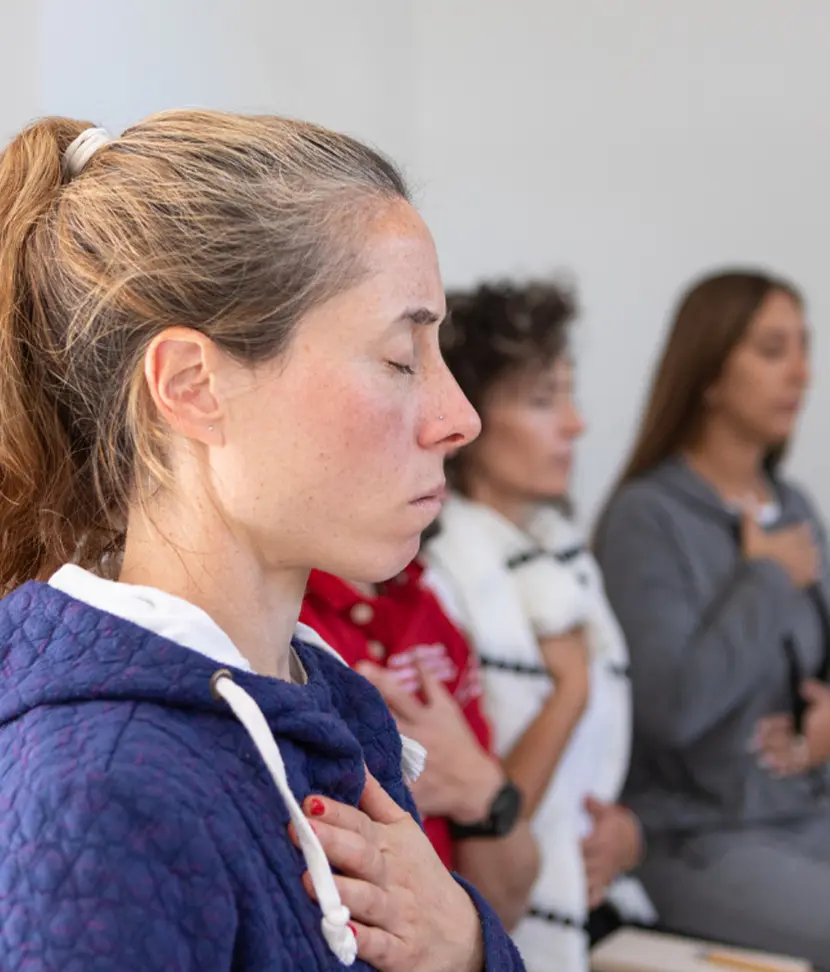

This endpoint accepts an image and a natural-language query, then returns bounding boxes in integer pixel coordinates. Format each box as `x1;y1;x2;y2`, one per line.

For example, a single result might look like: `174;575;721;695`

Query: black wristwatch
448;780;523;840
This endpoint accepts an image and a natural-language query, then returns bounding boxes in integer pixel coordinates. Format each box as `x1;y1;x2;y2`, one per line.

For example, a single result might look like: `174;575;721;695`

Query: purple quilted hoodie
0;581;526;971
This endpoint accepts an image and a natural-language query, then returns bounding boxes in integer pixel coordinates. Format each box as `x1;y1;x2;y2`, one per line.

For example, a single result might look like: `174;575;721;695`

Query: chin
760;426;794;450
533;479;570;502
333;532;422;586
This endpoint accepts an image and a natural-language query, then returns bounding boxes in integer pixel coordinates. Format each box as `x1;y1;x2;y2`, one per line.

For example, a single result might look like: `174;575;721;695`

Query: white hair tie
62;127;112;179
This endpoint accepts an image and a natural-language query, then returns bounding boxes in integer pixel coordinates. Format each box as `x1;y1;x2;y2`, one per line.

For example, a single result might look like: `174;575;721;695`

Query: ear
144;327;224;443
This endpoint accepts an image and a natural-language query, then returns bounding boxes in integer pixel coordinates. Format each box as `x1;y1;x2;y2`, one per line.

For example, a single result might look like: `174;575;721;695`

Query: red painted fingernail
309;798;325;817
347;922;358;938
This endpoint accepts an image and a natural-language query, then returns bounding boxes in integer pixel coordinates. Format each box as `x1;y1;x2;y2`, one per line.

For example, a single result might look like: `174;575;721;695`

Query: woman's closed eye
387;361;416;376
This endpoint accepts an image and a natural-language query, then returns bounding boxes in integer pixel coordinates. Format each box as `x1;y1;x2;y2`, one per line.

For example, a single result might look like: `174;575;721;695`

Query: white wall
12;0;830;520
412;0;830;519
0;0;40;142
38;0;416;163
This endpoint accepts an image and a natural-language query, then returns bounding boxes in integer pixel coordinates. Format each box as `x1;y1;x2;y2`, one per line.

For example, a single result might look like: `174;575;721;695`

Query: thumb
584;795;607;819
359;768;408;825
416;658;452;706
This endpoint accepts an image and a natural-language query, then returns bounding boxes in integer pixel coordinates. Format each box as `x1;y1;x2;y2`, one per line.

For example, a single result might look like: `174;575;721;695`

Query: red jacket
301;561;492;869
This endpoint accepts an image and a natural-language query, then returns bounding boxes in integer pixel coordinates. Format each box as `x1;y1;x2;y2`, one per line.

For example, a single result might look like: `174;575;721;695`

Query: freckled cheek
306;383;415;473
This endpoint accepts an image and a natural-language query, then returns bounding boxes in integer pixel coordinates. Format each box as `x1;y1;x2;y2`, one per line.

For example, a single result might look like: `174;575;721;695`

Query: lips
411;483;447;504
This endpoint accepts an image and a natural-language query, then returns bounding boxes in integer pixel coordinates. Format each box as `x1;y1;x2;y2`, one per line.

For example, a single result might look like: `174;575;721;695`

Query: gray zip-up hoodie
596;457;830;837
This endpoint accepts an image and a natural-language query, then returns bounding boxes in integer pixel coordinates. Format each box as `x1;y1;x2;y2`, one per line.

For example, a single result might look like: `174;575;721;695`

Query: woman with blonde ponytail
0;113;523;972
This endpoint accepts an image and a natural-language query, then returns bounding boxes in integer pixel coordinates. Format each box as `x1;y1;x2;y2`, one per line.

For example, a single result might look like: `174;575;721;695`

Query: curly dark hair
441;280;577;416
441;280;577;492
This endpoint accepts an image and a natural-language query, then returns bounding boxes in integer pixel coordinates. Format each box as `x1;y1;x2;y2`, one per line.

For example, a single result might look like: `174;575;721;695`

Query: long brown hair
610;268;803;494
0;112;408;593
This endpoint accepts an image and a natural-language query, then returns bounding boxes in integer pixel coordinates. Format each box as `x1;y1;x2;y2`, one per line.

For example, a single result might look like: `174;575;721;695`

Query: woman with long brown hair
595;269;830;964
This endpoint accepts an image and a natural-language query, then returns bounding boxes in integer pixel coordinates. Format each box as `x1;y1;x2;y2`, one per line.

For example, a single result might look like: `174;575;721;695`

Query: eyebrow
396;307;445;326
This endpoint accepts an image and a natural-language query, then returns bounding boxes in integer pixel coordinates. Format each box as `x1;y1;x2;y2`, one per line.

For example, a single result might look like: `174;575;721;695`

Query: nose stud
438;415;445;421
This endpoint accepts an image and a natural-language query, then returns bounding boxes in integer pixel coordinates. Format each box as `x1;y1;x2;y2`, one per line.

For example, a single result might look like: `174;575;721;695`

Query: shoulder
596;475;691;574
0;704;237;965
0;701;229;870
0;697;221;814
605;475;680;520
599;473;686;542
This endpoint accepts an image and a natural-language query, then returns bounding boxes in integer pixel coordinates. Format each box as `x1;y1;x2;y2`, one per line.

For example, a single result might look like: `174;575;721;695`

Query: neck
120;490;306;681
683;420;769;504
464;475;534;531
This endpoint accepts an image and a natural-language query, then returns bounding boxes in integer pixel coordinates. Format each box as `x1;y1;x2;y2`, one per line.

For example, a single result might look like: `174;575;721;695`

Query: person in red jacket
302;560;540;929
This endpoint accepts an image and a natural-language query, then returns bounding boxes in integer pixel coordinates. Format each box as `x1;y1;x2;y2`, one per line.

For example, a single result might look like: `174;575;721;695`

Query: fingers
752;720;809;776
302;873;404;970
291;816;385;884
750;714;793;752
357;661;425;723
755;729;794;767
416;658;456;705
303;871;389;927
302;793;374;839
801;679;830;704
580;823;609;864
347;920;401;970
302;872;411;970
792;522;816;544
583;795;607;820
359;770;409;825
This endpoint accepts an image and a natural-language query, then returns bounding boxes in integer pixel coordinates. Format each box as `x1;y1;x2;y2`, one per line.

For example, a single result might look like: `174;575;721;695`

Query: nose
792;348;810;389
562;397;587;440
420;362;481;454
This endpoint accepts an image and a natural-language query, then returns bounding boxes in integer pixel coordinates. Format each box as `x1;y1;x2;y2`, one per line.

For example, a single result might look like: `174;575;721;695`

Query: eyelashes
387;361;416;376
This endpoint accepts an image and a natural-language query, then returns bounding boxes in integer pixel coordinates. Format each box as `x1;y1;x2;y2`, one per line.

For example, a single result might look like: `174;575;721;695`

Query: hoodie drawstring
210;669;358;966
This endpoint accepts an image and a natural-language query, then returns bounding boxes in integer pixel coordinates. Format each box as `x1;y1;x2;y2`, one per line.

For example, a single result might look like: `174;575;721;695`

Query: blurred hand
754;679;830;776
357;660;503;823
581;798;643;910
742;512;819;589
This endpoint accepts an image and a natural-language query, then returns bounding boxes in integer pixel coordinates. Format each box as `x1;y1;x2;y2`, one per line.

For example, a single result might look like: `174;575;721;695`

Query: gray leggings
639;816;830;970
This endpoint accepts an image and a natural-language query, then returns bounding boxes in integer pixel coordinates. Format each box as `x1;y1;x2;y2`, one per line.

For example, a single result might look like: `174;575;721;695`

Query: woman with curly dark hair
424;282;654;972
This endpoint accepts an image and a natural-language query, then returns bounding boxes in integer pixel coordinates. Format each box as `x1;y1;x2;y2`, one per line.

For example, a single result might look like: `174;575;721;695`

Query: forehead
492;354;572;402
747;289;804;335
359;202;445;310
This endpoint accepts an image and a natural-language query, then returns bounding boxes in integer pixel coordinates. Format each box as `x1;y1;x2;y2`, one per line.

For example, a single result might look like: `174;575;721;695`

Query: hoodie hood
0;581;357;760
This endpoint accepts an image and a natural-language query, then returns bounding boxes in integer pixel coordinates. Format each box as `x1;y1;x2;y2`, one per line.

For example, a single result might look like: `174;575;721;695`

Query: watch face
491;782;523;837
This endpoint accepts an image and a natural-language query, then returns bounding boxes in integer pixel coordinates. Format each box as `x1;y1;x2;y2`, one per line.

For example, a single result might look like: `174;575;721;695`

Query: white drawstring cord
210;669;358;966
